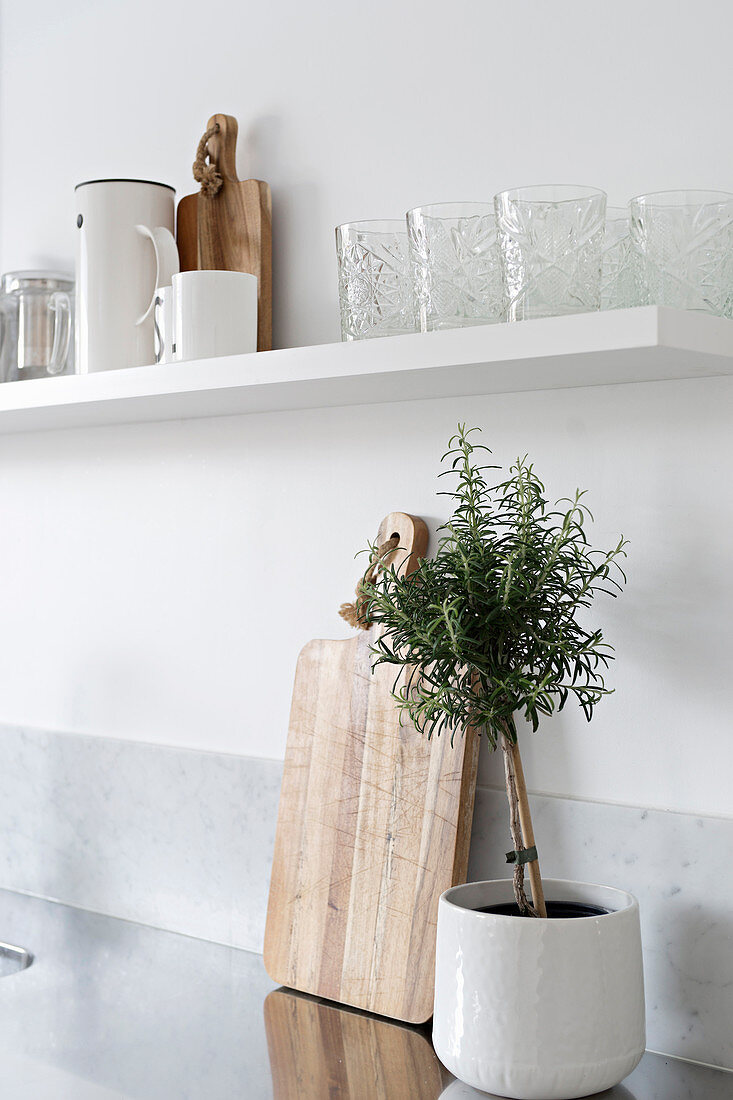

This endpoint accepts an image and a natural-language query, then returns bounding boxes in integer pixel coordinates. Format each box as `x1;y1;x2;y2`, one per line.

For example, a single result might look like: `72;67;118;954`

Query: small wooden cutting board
176;113;272;351
264;512;480;1024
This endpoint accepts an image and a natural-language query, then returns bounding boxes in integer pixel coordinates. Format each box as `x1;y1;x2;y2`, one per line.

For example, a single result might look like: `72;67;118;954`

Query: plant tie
506;845;538;866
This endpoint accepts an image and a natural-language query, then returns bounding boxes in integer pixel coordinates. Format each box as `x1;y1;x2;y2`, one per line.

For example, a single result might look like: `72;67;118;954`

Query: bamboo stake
510;739;547;918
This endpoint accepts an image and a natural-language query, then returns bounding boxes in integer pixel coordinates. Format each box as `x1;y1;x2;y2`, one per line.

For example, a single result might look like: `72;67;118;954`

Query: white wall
0;0;731;818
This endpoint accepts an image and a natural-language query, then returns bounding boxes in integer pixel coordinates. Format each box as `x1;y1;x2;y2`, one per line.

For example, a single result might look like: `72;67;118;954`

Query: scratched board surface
264;513;479;1024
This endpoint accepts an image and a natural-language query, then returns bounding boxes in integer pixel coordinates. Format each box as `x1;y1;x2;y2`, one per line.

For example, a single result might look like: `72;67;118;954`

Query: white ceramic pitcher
75;179;179;372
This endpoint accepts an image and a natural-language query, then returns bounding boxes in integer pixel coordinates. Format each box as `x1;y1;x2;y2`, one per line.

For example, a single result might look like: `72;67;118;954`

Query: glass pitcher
0;271;74;382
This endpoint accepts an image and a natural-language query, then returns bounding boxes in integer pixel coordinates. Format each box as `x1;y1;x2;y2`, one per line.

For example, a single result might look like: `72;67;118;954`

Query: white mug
75;179;179;372
172;270;257;361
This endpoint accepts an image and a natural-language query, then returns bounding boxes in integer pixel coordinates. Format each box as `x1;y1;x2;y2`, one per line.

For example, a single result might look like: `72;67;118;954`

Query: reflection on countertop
0;887;728;1099
265;987;449;1097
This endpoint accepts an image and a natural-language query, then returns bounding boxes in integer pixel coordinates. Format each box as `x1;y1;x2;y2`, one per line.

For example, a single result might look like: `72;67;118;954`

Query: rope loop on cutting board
339;535;400;630
192;123;223;198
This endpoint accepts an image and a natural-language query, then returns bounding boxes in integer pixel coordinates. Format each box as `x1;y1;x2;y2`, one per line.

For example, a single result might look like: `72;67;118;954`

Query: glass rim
407;201;494;218
630;189;733;207
0;269;74;287
336;219;407;235
495;184;606;205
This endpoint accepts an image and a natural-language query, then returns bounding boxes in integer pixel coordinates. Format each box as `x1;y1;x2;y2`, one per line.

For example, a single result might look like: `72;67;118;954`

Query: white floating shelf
0;307;732;435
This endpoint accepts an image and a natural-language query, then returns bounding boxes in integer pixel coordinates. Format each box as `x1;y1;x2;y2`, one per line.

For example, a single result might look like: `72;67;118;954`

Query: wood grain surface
176;113;273;352
264;988;449;1099
175;196;198;273
264;512;480;1024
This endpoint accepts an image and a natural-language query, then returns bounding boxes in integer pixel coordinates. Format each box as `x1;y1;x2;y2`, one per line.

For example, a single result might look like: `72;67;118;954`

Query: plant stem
510;738;547;918
501;728;547;918
501;734;534;914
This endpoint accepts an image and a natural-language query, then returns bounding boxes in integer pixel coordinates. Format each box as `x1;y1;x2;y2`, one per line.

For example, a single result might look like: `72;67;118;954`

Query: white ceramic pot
439;1081;636;1100
433;879;645;1100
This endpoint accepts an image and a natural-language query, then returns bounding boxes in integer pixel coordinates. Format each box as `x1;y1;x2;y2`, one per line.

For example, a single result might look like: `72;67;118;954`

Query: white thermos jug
75;179;179;372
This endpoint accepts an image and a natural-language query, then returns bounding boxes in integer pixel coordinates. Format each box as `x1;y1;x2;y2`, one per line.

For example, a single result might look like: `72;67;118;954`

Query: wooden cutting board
264;988;450;1099
176;112;272;352
264;512;480;1025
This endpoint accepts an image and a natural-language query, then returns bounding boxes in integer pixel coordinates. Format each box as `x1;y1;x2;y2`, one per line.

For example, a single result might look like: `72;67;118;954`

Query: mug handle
153;293;165;363
135;225;180;325
48;292;71;375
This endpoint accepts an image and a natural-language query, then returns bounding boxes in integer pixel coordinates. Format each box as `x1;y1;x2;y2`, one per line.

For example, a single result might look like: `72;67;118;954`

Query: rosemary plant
361;425;627;916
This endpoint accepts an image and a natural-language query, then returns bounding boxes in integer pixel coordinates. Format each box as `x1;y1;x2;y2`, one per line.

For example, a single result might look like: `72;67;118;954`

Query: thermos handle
48;292;72;375
135;225;180;325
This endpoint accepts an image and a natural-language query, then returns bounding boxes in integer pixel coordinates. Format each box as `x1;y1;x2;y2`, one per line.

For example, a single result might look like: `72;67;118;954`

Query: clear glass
601;207;638;310
406;202;503;331
630;190;733;317
0;270;75;381
335;220;417;340
494;185;607;321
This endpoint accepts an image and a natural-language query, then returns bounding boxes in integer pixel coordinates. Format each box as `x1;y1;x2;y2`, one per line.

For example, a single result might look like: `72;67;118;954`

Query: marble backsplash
0;724;729;1072
0;725;281;950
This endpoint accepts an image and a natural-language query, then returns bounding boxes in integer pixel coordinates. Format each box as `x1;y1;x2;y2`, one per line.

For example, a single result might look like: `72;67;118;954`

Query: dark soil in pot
476;900;611;918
